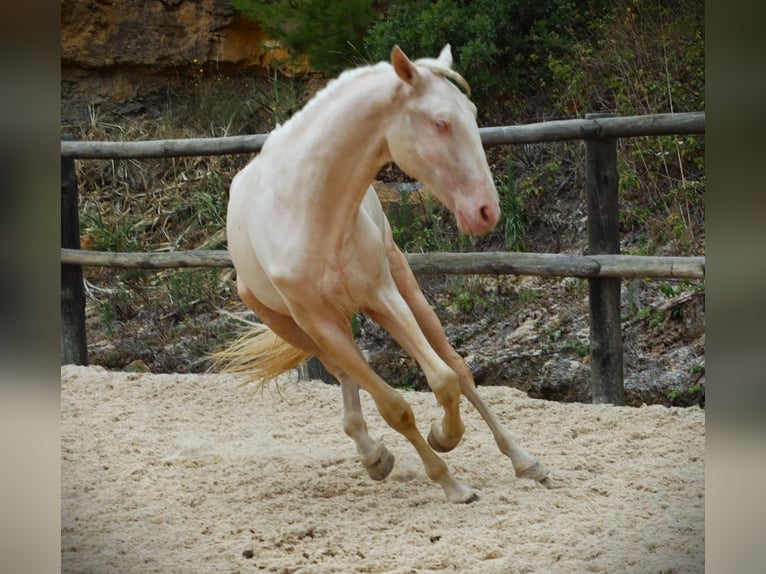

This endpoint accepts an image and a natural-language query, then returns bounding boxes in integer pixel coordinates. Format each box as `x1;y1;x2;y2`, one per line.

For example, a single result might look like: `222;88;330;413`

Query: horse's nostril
479;205;490;223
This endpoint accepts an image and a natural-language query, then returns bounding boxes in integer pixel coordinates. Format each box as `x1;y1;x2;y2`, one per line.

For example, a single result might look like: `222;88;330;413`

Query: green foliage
635;307;653;321
517;286;542;304
250;67;304;128
351;313;362;338
444;276;509;319
497;159;527;252
390;365;422;391
232;0;377;74
168;270;222;317
649;311;666;329
658;281;681;299
177;61;305;136
234;0;608;109
668;384;702;402
389;191;459;252
365;0;602;104
81;210;139;252
549;0;704;116
99;286;134;337
189;173;228;247
564;338;590;358
548;0;705;255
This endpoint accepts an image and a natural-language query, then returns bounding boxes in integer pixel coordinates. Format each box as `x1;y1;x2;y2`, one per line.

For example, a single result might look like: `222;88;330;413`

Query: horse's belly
228;233;290;314
227;178;293;315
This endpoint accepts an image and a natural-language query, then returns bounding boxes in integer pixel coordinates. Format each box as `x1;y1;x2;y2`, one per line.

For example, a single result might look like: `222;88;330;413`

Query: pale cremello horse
217;45;551;503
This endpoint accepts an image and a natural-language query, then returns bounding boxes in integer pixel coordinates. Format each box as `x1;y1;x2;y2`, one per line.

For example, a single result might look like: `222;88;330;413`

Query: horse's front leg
365;288;466;454
282;298;476;503
384;236;552;487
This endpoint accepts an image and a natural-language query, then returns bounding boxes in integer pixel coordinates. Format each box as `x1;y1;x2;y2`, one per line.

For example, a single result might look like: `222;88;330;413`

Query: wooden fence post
299;357;337;384
61;140;88;365
585;113;624;405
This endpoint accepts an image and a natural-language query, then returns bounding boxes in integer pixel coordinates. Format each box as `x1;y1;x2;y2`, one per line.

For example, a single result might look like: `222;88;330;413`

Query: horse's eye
434;119;449;132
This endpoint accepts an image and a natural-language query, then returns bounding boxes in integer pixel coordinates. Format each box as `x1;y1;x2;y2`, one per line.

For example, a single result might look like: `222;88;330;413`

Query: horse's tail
210;320;311;387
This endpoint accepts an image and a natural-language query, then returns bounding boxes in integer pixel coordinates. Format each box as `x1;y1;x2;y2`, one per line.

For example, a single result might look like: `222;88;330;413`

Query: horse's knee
377;394;416;434
431;368;461;406
424;366;462;420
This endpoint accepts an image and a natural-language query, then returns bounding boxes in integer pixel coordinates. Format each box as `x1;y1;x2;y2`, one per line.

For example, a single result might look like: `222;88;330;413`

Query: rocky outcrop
61;0;285;121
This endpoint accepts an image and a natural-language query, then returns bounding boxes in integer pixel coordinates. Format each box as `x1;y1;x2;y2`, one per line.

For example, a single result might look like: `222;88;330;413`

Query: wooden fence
61;111;705;405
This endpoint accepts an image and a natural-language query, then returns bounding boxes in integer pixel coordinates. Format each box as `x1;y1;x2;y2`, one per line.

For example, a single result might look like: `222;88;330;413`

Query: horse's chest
322;246;389;308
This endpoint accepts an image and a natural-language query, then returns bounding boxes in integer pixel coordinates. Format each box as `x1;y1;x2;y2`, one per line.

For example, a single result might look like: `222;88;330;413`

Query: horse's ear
391;45;419;86
437;44;453;68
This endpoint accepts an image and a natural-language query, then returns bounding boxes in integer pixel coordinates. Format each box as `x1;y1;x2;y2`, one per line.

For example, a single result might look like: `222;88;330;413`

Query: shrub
546;0;705;255
365;0;602;106
233;0;377;74
235;0;605;113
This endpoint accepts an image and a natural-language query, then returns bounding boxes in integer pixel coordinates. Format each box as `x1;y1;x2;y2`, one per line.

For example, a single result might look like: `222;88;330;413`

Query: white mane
262;54;471;149
266;61;393;142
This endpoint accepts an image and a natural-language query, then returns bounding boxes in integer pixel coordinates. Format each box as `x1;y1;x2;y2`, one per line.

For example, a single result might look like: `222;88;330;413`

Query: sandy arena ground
61;365;704;573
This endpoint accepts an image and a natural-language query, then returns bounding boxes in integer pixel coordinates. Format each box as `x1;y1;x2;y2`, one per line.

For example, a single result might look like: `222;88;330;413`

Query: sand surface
61;365;704;573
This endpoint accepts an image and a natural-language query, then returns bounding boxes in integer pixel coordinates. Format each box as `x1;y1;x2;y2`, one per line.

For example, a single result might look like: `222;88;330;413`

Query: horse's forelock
413;58;471;99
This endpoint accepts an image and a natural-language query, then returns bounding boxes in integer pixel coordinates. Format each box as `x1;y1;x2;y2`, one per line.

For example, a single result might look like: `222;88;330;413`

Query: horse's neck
277;70;398;235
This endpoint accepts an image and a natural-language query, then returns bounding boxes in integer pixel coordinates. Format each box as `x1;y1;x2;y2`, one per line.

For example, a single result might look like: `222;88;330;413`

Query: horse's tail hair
210;318;311;387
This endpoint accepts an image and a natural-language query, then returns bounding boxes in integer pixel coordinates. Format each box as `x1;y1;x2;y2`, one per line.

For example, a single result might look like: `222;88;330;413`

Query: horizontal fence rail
61;112;704;159
61;111;705;405
60;248;705;280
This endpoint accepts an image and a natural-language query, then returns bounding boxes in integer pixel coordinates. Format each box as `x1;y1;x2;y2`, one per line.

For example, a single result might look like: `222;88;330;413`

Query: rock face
61;0;283;121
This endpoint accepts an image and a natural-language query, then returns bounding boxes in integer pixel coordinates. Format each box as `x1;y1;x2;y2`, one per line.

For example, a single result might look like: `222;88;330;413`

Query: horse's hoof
449;488;479;504
516;461;552;486
427;422;460;453
463;492;480;504
538;475;553;489
364;446;395;481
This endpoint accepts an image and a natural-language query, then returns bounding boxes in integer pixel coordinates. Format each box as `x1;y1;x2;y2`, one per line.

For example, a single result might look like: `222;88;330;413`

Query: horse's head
385;44;500;235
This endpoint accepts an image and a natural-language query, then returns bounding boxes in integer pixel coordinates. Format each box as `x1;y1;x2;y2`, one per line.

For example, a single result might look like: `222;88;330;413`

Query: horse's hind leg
239;281;394;481
281;300;477;503
384;237;551;486
339;376;394;481
237;279;320;355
